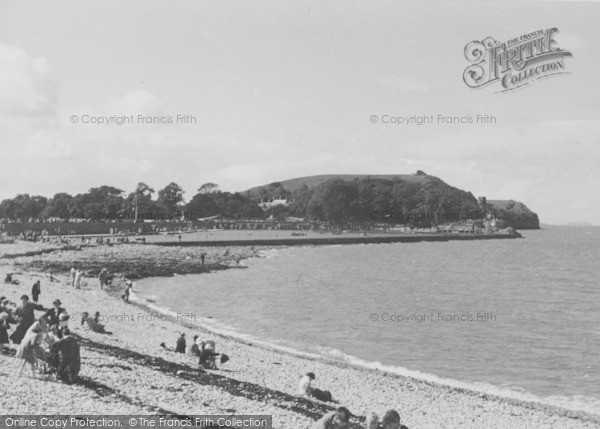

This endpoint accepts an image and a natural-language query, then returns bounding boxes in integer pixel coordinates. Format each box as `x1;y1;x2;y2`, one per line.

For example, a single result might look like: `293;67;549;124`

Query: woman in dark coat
10;295;44;345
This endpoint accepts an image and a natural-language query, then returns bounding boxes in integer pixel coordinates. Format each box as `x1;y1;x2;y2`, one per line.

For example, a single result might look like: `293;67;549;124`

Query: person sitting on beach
381;410;403;429
49;327;80;383
45;299;66;327
312;407;351;429
81;311;111;334
298;372;316;396
197;340;230;370
298;372;334;402
175;333;186;353
187;335;201;357
4;274;19;285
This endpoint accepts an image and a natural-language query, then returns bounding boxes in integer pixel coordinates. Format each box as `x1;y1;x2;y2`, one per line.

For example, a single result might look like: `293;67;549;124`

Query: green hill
244;172;432;198
243;172;540;229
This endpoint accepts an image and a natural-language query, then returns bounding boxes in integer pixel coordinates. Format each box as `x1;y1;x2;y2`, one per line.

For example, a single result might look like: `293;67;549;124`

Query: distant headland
0;171;540;238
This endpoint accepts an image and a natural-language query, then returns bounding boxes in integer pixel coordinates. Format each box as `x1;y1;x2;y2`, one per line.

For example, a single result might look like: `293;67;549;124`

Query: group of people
299;373;406;429
312;408;404;429
81;311;110;334
69;267;84;289
0;290;81;383
162;332;229;370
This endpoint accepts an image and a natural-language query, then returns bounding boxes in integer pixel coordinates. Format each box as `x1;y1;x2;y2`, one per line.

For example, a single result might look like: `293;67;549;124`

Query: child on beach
298;372;315;395
175;333;186;353
121;280;133;303
31;280;41;303
298;372;333;402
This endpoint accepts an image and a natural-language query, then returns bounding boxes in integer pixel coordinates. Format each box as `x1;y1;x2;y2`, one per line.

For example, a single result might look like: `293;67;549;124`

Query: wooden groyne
151;232;522;247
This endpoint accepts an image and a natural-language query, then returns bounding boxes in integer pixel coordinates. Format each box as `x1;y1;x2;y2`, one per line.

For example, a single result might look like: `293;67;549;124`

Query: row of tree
0;176;481;226
0;182;261;221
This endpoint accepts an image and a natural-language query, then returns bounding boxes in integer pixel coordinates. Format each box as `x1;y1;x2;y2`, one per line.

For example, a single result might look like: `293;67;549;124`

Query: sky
0;1;599;224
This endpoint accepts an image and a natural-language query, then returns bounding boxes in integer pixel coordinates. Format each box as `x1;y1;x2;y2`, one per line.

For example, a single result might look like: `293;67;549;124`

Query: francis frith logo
463;28;572;92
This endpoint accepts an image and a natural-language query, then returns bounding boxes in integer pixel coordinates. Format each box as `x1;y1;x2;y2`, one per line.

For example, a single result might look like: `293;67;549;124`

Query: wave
129;289;600;417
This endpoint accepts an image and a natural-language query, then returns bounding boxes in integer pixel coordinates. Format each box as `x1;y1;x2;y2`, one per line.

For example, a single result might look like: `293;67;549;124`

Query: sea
135;226;600;415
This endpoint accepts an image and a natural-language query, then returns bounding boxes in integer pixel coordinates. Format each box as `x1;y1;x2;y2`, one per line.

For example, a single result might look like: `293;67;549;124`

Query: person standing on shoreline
98;268;108;290
74;270;82;289
121;280;133;303
70;267;76;288
31;280;41;303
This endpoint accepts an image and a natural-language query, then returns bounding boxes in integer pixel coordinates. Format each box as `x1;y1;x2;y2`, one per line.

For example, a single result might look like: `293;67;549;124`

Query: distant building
259;197;291;209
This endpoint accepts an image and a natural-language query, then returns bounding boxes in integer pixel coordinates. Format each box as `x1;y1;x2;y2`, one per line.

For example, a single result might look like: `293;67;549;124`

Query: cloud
23;129;74;160
104;89;164;116
0;44;58;117
379;76;429;93
95;152;154;172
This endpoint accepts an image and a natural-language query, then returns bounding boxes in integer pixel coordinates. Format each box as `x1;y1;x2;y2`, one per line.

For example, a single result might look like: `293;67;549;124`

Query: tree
186;191;263;219
0;194;47;219
157;182;184;214
69;186;124;219
306;179;359;224
40;193;74;219
197;183;219;194
122;183;159;221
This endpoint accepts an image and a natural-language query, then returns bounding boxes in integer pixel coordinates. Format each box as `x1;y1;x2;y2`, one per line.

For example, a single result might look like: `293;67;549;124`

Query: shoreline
1;241;599;428
129;288;600;422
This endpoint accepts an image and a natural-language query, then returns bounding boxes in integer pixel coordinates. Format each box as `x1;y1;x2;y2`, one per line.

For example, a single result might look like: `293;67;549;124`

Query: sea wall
151;232;521;247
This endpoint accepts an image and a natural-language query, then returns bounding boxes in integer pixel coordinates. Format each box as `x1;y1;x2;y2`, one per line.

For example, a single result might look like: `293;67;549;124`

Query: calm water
137;226;600;414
